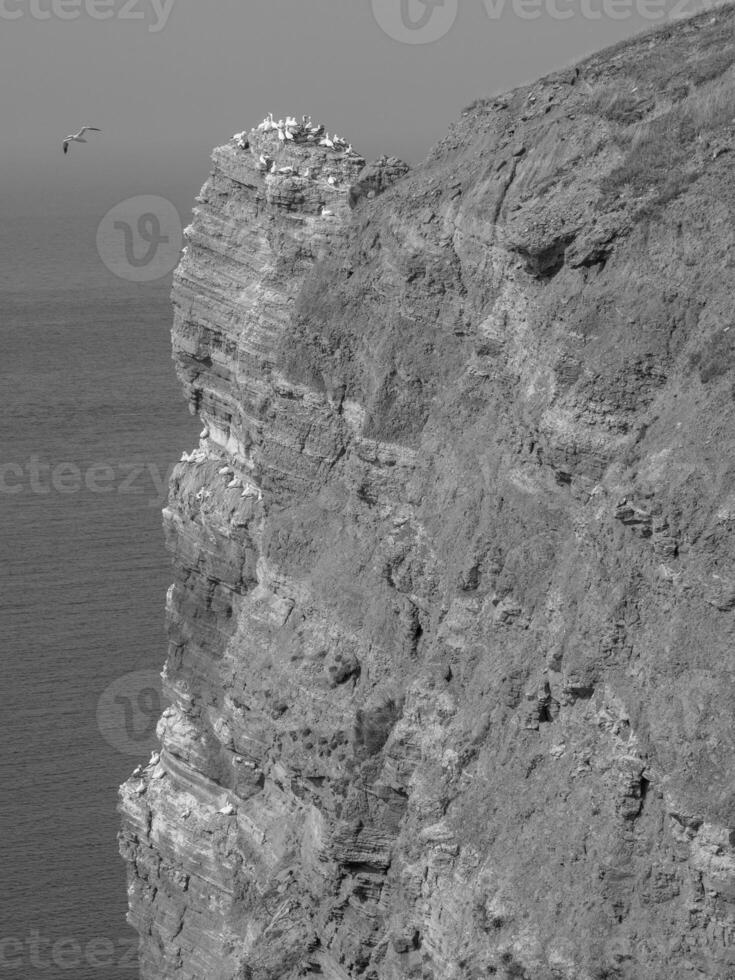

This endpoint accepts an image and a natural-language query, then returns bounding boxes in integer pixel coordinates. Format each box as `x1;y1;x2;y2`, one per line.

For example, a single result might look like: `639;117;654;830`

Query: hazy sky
0;0;721;216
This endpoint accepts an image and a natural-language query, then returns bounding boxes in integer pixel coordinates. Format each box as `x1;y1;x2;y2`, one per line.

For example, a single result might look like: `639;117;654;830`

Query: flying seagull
63;126;101;155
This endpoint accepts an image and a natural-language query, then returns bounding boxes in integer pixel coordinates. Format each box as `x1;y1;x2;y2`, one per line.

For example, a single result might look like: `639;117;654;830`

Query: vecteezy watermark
0;456;173;506
97;195;183;283
0;0;176;31
371;0;728;41
478;0;728;20
0;931;137;971
371;0;459;43
97;669;163;756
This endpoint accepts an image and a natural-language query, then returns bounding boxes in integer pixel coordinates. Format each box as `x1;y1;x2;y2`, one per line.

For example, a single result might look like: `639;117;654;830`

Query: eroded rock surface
120;11;735;978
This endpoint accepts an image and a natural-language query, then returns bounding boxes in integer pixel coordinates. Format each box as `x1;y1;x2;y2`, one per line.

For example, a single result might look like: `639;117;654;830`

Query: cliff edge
120;9;735;978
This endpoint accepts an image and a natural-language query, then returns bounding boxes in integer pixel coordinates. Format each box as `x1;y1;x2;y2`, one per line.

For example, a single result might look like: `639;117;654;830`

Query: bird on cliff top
257;113;277;132
320;133;334;148
62;126;101;155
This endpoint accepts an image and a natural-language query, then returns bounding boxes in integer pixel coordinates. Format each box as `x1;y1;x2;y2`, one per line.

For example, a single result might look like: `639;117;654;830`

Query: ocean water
0;204;199;979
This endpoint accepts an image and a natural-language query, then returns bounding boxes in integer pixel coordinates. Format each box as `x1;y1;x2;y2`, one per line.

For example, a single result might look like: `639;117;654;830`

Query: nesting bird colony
233;114;360;157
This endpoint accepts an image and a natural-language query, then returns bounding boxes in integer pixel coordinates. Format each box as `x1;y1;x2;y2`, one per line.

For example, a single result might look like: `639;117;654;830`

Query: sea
0;194;201;979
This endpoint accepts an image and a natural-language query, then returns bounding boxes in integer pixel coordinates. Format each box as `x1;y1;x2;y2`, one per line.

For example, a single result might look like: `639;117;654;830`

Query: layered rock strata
121;9;735;978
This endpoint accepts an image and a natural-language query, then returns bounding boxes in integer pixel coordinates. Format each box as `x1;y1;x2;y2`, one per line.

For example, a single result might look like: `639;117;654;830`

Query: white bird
63;126;101;155
321;207;335;217
327;176;336;186
320;133;334;148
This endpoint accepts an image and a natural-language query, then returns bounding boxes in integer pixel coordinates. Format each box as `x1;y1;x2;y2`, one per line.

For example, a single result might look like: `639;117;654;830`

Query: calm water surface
0;205;199;979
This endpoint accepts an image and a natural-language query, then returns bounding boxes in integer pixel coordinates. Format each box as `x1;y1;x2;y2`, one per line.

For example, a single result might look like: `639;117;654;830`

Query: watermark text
0;456;172;507
0;0;175;31
0;931;137;972
372;0;728;43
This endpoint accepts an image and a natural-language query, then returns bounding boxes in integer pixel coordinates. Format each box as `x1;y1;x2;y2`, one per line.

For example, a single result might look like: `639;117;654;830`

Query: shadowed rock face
119;10;735;979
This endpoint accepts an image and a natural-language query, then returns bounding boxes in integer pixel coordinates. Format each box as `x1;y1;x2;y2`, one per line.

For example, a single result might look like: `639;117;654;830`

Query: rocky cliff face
119;9;735;978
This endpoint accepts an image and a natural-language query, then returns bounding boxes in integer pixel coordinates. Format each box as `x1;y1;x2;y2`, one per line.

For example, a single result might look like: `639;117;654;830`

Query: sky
0;0;725;217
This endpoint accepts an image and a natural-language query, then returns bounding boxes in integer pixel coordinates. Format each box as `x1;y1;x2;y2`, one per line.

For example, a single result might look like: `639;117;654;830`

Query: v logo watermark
113;213;171;269
398;0;448;30
371;0;459;43
97;195;183;282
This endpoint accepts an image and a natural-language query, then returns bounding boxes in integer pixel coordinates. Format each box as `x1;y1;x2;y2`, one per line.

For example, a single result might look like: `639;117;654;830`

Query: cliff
119;9;735;978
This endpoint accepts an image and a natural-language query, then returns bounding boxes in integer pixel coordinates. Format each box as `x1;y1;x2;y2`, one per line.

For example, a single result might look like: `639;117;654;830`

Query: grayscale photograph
2;1;735;978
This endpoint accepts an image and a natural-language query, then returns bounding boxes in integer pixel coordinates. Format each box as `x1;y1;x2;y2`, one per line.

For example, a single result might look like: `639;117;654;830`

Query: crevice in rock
516;233;576;279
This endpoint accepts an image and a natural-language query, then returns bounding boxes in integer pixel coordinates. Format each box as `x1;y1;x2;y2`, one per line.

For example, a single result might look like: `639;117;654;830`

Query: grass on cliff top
572;10;735;207
597;63;735;205
584;4;735;92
